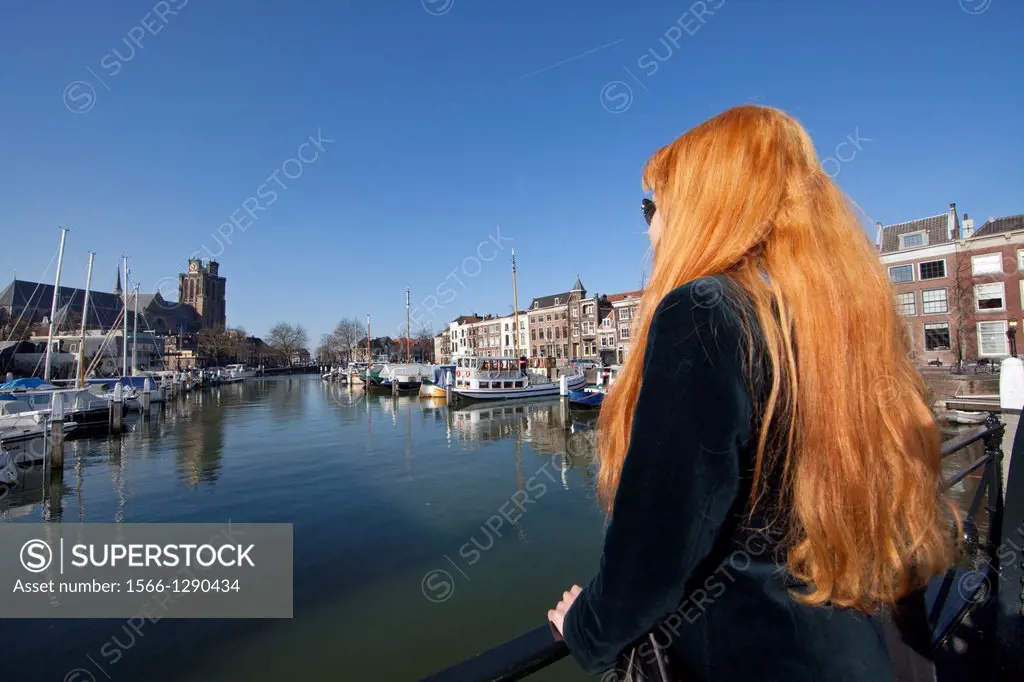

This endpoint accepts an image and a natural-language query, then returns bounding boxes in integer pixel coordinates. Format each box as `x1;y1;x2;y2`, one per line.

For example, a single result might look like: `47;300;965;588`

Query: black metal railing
419;414;1014;682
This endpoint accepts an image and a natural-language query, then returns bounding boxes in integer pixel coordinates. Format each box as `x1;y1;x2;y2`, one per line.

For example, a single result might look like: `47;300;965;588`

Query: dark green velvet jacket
563;276;894;681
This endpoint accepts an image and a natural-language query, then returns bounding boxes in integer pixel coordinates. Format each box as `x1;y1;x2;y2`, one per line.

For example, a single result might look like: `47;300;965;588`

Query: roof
528;291;572;310
607;290;643;304
451;314;482;325
878;213;952;254
970;214;1024;239
0;279;200;332
571;275;585;292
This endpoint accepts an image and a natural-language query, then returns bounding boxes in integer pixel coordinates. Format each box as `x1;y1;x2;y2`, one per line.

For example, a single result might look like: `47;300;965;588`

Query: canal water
0;377;990;682
1;377;603;682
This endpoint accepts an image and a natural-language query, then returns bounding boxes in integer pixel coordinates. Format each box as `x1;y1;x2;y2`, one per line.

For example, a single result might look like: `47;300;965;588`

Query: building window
922;288;948;314
972;253;1003;276
1018;250;1024;272
899;231;926;249
582;303;594;316
555;327;560;339
602;318;612;328
546;314;551;322
620;308;631;320
918;260;946;280
571;307;578;317
975;282;1005;311
924;323;950;351
889;265;914;283
556;345;562;358
531;330;536;340
896;292;916;316
978;321;1009;356
572;328;579;338
619;325;631;340
554;298;560;305
583;321;595;335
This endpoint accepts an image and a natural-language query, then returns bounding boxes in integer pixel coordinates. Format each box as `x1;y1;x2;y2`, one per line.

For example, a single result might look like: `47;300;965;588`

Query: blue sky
1;0;1021;345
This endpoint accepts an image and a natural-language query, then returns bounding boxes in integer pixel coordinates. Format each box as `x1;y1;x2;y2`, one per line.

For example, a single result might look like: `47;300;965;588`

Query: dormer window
899;231;927;249
554;297;560;304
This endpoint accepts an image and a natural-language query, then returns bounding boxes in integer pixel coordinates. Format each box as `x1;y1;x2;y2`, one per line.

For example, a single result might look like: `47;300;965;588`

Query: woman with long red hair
547;105;956;680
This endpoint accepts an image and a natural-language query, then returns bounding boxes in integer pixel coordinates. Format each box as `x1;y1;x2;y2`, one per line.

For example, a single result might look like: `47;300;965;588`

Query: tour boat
452;355;585;401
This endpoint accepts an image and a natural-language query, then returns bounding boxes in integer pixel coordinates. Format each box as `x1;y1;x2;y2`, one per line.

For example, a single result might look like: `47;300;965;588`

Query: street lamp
1008;320;1018;358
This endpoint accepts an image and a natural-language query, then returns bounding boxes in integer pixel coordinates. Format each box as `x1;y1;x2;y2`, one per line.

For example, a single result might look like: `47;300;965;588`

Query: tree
328;318;362;364
415;327;434;363
198;326;237;366
266;323;309;365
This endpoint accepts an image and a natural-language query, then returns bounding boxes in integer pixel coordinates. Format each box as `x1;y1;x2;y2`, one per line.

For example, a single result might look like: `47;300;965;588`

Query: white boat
938;409;989;425
0;449;16;487
380;363;433;391
7;388;110;428
0;398;79;444
221;364;256;383
452;355;586;401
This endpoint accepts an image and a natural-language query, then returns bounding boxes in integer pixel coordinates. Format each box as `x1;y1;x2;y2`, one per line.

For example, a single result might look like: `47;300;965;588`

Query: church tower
178;259;227;330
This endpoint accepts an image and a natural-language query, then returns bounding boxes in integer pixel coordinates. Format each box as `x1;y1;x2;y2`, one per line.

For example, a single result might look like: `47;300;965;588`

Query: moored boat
452;355;585;401
567;387;605;409
420;364;455;398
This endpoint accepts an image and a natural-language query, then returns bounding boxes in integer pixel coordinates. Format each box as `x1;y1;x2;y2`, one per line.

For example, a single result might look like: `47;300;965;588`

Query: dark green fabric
563;276;895;681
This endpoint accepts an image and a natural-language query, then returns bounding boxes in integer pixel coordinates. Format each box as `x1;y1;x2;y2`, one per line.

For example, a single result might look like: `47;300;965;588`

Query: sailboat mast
131;284;139;375
77;251;95;388
405;287;410;363
121;256;129;376
366;314;371;364
43;227;69;382
512;248;520;358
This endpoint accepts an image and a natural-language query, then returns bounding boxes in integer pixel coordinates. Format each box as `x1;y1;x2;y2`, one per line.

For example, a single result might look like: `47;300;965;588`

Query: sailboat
453;249;585;401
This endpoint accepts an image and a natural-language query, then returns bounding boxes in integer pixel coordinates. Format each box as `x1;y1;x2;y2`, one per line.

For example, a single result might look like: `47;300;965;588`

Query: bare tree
328;318;362;364
267;323;309;365
948;244;975;369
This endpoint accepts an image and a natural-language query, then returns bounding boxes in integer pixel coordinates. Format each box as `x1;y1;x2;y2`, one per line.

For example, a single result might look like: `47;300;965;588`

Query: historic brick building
879;203;1024;365
179;259;227;330
608;290;643;364
527;286;572;363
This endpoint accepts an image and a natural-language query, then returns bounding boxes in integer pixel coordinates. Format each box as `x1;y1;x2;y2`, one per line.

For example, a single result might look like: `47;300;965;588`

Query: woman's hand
547;584;583;635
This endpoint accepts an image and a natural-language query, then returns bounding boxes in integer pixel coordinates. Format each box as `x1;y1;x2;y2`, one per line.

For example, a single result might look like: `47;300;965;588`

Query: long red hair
598;105;956;612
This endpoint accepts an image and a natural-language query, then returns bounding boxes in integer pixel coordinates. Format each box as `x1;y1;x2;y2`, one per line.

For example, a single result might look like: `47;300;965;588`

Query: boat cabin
453;355;529;391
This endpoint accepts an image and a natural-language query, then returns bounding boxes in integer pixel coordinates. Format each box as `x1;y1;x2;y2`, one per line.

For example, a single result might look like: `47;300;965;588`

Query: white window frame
888;264;914;284
899;230;927;249
896;292;916;316
921;288;948;315
975;282;1006;312
602;317;612;329
921;319;950;348
918;259;946;281
1018;249;1024;272
971;253;1003;276
977;320;1009;357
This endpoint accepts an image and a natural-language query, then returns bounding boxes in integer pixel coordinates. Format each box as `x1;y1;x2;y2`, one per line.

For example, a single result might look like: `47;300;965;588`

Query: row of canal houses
435;203;1023;369
879;204;1024;366
435;276;643;367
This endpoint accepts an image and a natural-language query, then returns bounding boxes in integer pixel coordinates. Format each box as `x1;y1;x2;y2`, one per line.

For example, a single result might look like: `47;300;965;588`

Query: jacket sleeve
562;282;754;674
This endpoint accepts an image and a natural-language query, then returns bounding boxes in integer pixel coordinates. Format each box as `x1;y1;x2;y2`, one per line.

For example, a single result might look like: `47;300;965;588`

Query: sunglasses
642;198;656;225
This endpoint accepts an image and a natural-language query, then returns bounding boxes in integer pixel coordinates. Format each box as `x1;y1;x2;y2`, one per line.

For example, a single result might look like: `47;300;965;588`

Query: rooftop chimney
875;221;884;247
948;202;958;241
962;213;975;239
